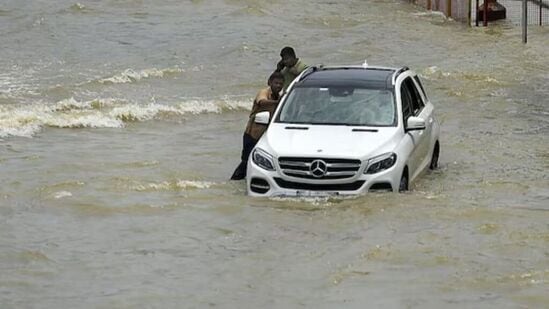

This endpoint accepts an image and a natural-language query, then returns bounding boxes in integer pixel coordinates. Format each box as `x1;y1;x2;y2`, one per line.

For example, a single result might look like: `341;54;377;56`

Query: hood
259;123;399;159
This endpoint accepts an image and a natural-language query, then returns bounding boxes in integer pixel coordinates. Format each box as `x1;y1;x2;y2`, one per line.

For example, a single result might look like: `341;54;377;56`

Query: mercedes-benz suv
246;63;440;197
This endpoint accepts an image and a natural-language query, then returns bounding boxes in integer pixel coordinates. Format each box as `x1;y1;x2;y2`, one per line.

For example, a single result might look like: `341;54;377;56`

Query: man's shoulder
255;87;271;100
296;59;308;71
286;59;308;76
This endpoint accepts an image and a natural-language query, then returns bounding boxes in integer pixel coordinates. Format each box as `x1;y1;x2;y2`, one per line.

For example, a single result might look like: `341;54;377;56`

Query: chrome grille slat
325;171;356;176
327;163;361;168
279;161;311;168
279;157;362;180
281;169;311;176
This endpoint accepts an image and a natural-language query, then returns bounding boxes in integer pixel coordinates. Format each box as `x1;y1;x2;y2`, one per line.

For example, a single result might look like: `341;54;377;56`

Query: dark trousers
230;133;258;180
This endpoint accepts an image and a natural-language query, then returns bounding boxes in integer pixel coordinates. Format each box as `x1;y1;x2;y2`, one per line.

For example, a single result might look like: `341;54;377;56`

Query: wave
422;66;451;78
421;66;503;84
129;180;215;192
1;66;185;101
0;96;250;138
0;72;39;98
96;67;184;85
69;3;87;12
53;191;73;199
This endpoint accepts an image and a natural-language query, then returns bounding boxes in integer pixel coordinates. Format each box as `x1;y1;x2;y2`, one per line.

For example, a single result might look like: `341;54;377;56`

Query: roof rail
391;66;409;85
298;64;322;81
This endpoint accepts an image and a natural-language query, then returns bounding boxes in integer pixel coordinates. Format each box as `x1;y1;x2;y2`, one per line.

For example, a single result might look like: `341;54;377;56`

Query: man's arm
256;98;278;108
275;60;285;72
255;88;279;108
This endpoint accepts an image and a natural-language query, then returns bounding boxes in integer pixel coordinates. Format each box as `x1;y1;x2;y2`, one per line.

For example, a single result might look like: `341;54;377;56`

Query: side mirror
254;111;270;125
406;116;426;131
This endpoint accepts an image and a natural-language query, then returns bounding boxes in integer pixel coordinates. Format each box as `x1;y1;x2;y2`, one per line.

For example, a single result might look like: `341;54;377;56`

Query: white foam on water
130;180;214;192
176;180;214;189
109;99;251;122
421;66;451;79
421;66;502;85
46;114;123;128
412;11;448;19
53;97;91;110
98;67;184;84
0;98;125;137
483;77;500;84
53;191;72;199
217;97;253;111
0;123;42;138
270;196;333;206
72;3;86;10
131;182;172;192
0;97;250;138
176;99;251;113
0;73;37;98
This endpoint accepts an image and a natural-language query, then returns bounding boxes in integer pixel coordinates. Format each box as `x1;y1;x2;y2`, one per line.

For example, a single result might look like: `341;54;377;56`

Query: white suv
246;64;440;197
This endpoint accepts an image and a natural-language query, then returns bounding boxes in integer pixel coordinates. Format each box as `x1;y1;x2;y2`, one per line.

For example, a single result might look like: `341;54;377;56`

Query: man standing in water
275;46;308;91
230;72;285;180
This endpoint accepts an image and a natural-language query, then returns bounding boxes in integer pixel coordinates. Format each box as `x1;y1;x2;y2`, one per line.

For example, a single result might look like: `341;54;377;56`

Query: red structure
476;0;507;22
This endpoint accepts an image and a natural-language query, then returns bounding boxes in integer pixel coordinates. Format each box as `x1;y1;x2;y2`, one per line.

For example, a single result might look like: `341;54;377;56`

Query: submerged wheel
399;171;408;192
429;142;440;170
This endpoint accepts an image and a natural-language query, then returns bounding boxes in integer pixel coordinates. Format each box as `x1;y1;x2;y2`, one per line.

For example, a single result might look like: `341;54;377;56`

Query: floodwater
1;0;548;308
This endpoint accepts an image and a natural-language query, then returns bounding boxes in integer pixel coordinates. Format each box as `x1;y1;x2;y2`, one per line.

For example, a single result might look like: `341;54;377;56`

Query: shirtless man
230;72;285;180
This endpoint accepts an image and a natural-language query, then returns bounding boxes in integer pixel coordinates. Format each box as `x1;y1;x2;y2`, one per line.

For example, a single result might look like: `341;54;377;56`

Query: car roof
296;65;409;90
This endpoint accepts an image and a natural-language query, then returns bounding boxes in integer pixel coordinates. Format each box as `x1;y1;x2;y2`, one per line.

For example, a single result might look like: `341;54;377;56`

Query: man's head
280;46;298;68
268;72;284;94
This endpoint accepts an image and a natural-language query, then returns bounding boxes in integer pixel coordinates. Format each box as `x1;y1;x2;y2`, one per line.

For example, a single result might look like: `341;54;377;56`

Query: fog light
250;178;270;194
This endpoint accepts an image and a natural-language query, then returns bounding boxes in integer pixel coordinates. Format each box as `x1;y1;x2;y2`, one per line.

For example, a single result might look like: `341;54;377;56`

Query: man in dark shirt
275;46;308;91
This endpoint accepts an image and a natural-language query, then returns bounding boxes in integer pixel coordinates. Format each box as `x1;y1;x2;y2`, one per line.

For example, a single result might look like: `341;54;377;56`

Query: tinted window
403;77;424;116
400;83;413;121
413;75;428;102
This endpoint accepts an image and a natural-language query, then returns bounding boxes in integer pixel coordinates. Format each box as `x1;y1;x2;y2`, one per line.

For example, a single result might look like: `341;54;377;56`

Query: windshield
276;86;396;126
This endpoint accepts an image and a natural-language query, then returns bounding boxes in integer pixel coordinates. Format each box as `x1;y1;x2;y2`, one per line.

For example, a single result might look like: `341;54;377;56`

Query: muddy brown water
1;0;548;308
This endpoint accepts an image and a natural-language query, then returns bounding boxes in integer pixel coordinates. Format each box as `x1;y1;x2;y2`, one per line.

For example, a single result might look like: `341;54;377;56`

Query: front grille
274;178;365;191
278;157;362;180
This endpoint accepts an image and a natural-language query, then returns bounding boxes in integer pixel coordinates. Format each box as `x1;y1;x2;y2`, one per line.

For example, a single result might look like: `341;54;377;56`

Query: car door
400;77;424;176
410;75;434;167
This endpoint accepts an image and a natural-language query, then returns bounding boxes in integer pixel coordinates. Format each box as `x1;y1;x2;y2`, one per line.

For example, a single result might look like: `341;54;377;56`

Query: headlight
365;153;397;174
252;148;275;171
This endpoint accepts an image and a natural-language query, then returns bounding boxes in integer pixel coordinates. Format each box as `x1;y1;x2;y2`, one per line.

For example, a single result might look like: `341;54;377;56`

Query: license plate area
295;190;339;197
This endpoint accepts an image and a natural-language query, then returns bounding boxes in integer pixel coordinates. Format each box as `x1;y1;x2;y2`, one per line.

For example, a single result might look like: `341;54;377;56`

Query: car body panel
264;124;399;160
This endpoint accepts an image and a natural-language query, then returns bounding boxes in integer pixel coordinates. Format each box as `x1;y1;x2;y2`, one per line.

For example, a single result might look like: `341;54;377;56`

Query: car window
400;82;413;121
413;75;428;102
403;77;424;116
277;86;396;126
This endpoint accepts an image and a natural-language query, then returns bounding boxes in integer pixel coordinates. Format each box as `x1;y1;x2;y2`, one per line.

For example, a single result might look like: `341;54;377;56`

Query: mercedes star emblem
310;159;328;178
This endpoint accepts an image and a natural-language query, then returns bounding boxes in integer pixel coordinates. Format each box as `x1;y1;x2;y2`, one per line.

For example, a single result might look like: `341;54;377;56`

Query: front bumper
246;159;402;197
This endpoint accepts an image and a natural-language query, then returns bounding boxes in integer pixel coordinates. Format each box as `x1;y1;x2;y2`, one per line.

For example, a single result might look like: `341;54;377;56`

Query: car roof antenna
362;59;368;68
